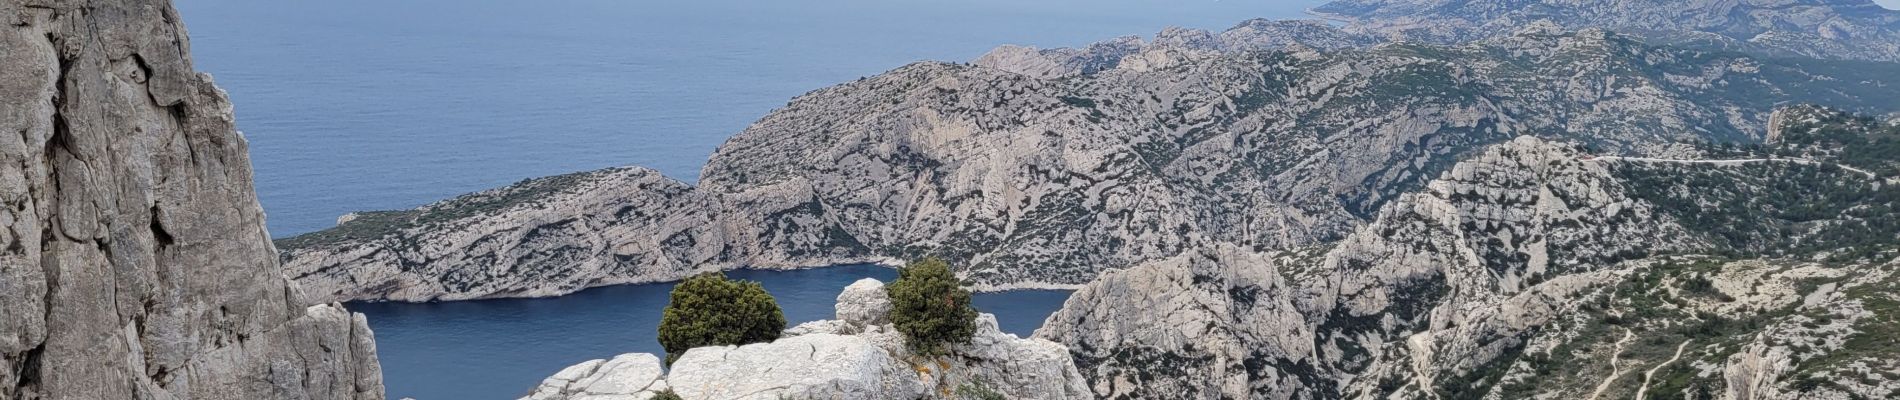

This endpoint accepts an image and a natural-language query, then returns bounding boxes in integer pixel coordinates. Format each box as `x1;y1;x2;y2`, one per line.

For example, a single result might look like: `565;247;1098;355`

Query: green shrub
888;258;979;356
957;381;1007;400
651;389;683;400
658;272;786;365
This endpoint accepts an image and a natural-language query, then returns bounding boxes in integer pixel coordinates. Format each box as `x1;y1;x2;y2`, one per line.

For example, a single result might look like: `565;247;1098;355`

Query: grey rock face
520;353;668;400
522;280;1091;400
1312;0;1900;62
668;333;925;400
1;0;382;399
1040;132;1900;398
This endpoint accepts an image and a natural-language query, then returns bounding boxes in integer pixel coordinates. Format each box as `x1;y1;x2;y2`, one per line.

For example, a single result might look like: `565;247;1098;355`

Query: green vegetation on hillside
276;170;603;252
1617;162;1900;262
1774;109;1900;177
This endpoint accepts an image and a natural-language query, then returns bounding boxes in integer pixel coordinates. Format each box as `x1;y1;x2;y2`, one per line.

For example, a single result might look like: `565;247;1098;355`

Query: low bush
657;272;786;365
888;258;979;356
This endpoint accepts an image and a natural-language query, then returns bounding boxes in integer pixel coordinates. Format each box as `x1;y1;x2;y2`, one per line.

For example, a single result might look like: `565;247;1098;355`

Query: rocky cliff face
1039;127;1900;398
521;279;1092;400
285;24;1900;303
1;0;383;399
1311;0;1900;62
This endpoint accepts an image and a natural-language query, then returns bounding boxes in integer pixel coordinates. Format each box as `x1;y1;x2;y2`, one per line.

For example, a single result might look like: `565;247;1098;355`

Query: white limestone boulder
835;278;893;331
521;353;667;400
666;334;925;400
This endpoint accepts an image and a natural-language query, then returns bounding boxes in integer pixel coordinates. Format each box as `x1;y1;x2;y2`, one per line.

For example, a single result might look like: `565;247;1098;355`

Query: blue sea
173;0;1323;398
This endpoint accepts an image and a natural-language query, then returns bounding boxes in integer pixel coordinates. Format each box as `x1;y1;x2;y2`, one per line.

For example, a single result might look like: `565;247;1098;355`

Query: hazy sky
1882;0;1900;9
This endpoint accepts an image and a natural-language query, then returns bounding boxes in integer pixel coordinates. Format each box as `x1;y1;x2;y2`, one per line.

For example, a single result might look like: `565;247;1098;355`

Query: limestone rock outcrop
521;279;1091;400
522;353;669;400
834;278;892;331
1;0;383;398
667;333;923;400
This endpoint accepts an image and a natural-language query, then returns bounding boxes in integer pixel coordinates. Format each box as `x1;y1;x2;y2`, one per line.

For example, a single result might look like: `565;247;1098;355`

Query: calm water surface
351;265;1073;400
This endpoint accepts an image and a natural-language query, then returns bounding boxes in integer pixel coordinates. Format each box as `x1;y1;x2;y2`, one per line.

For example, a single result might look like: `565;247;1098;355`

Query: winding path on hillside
1634;340;1694;400
1588;328;1638;400
1588;156;1894;184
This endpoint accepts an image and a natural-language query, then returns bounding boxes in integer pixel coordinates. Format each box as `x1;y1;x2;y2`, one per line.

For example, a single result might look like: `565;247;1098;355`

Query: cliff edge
1;0;383;398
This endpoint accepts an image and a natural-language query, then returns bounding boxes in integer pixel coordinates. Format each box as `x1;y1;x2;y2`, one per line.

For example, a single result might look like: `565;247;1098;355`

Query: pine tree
887;258;978;356
657;273;786;365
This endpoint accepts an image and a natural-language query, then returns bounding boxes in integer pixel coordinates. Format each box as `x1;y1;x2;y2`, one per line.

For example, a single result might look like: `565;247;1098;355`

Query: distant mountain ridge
975;0;1900;79
1312;0;1900;62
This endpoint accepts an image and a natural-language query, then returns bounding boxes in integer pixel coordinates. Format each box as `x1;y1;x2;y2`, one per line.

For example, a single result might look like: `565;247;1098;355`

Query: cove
349;264;1074;400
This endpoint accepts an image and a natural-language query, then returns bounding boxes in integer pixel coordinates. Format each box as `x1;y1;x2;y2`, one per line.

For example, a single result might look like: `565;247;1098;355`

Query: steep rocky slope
520;279;1091;400
1038;115;1900;399
285;25;1900;302
2;0;383;399
1312;0;1900;62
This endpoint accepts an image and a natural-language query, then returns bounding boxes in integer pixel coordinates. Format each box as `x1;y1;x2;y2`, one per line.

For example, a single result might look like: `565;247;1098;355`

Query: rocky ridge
1037;119;1900;399
1312;0;1900;62
520;279;1091;400
285;25;1900;302
2;0;383;399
